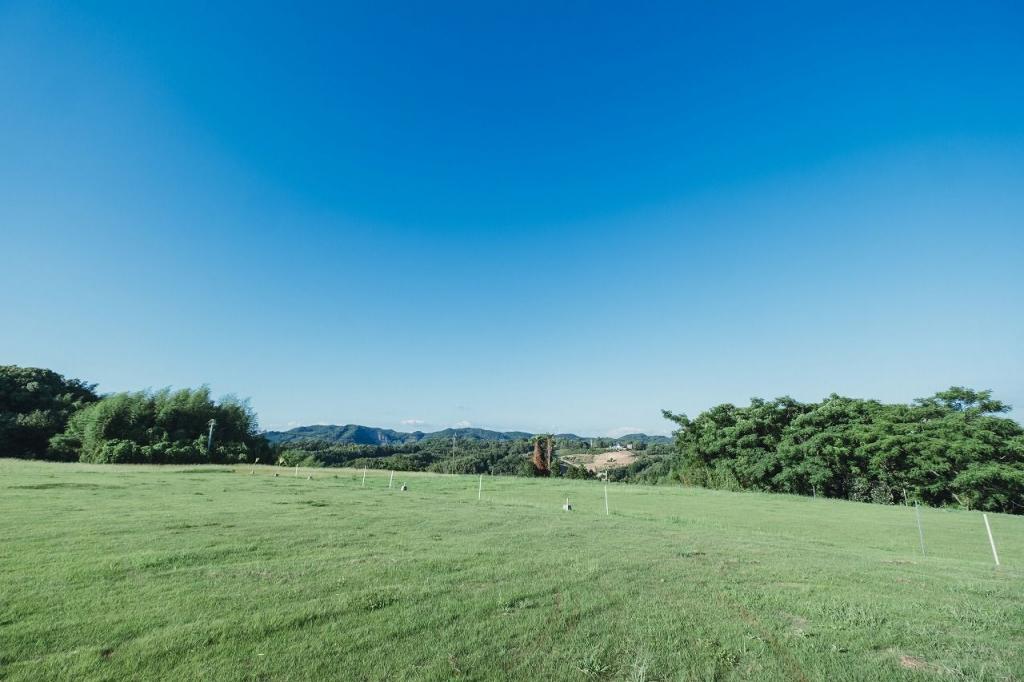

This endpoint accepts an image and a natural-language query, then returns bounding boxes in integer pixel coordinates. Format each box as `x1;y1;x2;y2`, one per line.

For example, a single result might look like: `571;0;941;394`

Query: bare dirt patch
575;450;638;473
899;655;928;669
896;654;953;674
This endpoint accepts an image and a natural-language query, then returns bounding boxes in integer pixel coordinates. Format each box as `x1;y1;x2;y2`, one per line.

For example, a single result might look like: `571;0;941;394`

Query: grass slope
1;459;1021;681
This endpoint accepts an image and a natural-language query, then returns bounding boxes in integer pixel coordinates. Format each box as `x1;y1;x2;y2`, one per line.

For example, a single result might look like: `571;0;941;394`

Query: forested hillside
264;424;669;446
264;425;533;446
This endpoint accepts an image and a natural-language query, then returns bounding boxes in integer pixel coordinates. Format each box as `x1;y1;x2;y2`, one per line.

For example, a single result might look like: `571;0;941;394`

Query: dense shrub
52;387;269;464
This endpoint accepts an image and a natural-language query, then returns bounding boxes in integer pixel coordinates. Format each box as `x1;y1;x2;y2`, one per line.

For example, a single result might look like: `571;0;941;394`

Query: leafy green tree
0;366;98;459
773;396;882;498
663;397;809;490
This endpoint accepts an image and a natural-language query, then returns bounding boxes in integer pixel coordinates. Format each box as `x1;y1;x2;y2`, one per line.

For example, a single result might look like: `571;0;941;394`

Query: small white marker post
388;471;394;489
361;468;366;487
914;502;926;557
295;464;299;478
604;483;609;516
983;513;1000;566
478;474;483;501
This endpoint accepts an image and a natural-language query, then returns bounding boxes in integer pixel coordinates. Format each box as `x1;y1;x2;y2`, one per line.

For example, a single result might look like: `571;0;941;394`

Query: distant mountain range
263;424;671;447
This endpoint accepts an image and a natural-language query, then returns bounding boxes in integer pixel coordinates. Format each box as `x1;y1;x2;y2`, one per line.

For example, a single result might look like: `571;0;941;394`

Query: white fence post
362;467;366;487
914;502;926;557
478;474;483;501
983;513;1000;566
604;483;609;516
388;471;394;489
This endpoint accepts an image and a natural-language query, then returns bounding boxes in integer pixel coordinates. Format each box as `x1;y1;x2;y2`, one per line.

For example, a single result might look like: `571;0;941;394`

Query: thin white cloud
261;420;303;432
400;419;425;426
453;420;472;428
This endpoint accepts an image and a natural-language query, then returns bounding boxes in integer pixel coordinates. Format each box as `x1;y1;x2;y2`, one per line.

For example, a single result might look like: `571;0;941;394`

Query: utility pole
206;419;217;456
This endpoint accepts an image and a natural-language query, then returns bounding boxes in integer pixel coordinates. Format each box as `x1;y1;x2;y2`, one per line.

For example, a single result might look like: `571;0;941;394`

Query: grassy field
1;459;1021;681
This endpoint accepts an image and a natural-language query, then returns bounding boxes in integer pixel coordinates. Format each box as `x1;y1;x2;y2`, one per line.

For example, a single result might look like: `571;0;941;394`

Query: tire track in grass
728;596;809;682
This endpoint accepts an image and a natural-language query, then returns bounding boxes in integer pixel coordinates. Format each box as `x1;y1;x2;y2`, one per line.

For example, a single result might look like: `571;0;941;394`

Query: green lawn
1;459;1021;681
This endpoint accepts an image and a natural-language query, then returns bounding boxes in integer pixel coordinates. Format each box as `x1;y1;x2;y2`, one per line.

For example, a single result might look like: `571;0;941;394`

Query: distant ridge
263;424;671;446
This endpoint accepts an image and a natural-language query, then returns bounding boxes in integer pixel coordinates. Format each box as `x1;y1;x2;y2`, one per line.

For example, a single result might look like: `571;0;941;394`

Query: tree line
2;365;1021;513
275;437;550;476
661;387;1024;513
0;365;563;474
0;366;269;464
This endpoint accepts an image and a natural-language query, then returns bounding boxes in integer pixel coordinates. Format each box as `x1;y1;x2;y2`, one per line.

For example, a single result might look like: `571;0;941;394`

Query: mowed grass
1;460;1022;681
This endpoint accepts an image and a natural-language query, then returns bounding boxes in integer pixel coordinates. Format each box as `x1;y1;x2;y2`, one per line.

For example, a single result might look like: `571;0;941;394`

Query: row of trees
661;387;1024;513
1;366;268;464
0;365;573;474
4;366;1021;512
275;435;581;478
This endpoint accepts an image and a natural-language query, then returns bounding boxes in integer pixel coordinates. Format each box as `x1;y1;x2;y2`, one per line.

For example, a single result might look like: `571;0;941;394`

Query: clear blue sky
2;2;1022;435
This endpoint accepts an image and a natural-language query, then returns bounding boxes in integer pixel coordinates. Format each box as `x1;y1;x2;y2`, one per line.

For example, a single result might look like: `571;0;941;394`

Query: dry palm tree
532;434;554;476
